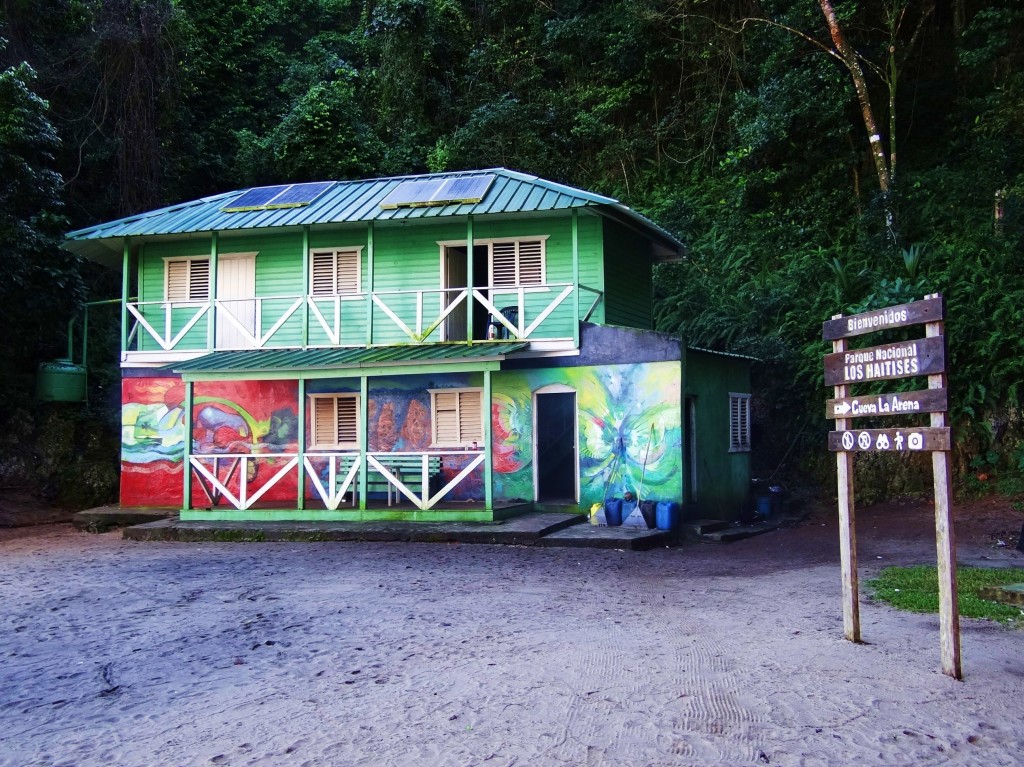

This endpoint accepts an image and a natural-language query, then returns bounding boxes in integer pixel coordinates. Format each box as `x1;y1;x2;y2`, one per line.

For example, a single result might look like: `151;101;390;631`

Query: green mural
492;362;682;507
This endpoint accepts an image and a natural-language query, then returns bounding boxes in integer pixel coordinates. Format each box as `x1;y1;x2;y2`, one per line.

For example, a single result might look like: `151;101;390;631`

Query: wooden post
483;369;493;511
183;379;194;512
926;293;961;679
297;377;306;511
832;317;861;643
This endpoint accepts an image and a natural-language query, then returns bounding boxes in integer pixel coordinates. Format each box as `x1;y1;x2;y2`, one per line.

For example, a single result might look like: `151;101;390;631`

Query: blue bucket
756;495;773;517
655;501;679;531
604;498;623;526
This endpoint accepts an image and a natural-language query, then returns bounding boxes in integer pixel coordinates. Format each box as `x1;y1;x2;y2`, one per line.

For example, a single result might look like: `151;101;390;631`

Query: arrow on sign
833;401;852;416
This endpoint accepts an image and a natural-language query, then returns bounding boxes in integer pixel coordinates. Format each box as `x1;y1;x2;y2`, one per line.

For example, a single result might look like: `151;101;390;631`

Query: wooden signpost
823;293;961;679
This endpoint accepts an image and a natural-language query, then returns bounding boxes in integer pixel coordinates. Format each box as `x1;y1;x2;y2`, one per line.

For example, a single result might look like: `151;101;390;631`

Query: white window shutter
166;260;189;301
491;242;518;287
189;259;210;301
458;390;483;443
310;252;336;295
336;250;360;294
314;397;336;446
433;391;460;444
517;240;544;284
336;396;358;444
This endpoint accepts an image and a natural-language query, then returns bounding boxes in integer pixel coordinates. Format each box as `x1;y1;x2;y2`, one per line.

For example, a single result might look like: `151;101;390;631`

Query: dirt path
0;498;1021;767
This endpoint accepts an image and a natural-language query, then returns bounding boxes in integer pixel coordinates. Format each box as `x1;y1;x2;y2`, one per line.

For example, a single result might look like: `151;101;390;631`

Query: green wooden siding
684;350;752;521
131;210;615;351
602;219;653;329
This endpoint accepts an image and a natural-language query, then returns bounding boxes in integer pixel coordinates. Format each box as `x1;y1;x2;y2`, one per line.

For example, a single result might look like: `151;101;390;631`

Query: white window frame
728;393;752;453
489;237;547;287
309;393;361;450
429;388;484;448
164;256;210;302
309;247;363;296
434;236;550;289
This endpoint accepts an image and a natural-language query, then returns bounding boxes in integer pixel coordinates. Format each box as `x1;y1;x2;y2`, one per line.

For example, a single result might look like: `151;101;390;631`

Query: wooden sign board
828;426;951;452
826;388;948;420
823;335;945;386
825;293;960;679
822;296;943;341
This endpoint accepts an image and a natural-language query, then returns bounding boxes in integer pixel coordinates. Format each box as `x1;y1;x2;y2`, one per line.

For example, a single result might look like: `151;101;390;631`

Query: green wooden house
64;169;752;523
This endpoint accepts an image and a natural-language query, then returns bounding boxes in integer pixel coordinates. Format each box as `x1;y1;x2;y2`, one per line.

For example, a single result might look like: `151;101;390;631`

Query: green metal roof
64;168;683;265
169;342;529;377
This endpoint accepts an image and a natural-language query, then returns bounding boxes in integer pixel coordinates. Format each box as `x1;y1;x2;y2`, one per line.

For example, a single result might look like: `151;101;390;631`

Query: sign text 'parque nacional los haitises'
823;335;945;386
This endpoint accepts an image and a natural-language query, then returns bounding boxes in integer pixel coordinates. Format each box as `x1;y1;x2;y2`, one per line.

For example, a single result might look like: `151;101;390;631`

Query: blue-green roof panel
169;342;529;376
64;168;683;264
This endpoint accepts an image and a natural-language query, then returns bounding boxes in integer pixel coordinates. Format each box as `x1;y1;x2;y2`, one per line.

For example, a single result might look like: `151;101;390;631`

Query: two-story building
63;169;751;523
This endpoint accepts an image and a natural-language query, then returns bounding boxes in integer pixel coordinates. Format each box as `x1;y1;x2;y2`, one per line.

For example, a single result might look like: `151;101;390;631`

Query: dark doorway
536;391;577;502
442;244;489;341
684;396;696;505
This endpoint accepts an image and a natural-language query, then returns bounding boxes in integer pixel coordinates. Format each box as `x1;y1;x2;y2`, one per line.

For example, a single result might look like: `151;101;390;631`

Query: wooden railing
125;282;601;355
190;450;484;512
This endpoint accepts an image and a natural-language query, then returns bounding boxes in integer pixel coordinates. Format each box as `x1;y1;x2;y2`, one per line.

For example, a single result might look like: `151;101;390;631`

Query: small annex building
63;169;752;523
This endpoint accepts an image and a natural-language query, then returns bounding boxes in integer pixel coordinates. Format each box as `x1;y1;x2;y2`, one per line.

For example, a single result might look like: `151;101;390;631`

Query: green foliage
0;53;82;372
870;566;1024;625
3;0;1024;497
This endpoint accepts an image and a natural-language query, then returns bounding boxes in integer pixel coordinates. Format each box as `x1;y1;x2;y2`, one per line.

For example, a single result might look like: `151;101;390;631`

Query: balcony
124;282;603;360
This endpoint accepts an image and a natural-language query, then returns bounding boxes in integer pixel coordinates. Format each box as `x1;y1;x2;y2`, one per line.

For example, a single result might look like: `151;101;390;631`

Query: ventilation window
310;249;361;296
430;389;484;447
729;393;751;453
165;257;210;302
490;239;546;287
310;394;360;449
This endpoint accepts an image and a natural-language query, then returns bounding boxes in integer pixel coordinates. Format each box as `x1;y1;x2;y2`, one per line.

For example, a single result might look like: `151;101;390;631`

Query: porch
123;281;604;360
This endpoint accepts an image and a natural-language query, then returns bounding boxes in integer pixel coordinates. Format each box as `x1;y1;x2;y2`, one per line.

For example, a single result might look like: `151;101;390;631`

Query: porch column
301;226;310;348
358;375;369;510
466;215;475;343
297;377;306;510
365;222;374;345
120;239;130;359
182;379;194;511
207;232;219;351
484;368;493;510
572;209;580;348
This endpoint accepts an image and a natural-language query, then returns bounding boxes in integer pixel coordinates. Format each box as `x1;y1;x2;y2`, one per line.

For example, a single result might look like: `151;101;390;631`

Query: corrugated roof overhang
168;343;528;380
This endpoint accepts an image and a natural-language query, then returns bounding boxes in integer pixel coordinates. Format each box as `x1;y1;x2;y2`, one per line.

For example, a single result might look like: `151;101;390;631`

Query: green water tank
36;359;87;402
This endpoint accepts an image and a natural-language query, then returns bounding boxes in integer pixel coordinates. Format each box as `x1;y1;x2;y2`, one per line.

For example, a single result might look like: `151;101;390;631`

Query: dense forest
1;0;1021;506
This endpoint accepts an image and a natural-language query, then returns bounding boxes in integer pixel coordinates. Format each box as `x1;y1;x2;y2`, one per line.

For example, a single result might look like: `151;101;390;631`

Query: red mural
121;377;300;509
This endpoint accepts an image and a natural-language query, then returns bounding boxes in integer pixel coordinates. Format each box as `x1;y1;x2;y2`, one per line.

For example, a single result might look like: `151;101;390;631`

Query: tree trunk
817;0;891;195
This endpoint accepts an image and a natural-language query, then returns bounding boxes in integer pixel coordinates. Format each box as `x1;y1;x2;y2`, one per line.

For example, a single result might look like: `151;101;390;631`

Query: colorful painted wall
491;361;683;508
304;373;485;502
121;377;299;508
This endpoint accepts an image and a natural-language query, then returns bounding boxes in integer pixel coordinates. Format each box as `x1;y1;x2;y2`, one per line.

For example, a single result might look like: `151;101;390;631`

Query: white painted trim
308;393;361;451
428;387;485;448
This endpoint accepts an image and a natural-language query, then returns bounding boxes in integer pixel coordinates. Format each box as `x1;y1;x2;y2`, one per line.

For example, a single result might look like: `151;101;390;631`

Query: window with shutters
310;394;360;449
309;248;362;295
728;393;751;453
164;257;210;302
490;238;546;287
429;388;484;447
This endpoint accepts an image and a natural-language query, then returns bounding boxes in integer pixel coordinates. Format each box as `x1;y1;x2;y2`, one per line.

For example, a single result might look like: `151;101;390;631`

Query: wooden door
216;254;256;349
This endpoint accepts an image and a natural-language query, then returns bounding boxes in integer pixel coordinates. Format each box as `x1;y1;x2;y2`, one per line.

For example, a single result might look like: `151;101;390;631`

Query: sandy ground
1;497;1022;767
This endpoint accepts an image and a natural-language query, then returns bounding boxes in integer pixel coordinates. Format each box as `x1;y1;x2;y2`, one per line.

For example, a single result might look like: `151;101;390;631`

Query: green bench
334;454;443;506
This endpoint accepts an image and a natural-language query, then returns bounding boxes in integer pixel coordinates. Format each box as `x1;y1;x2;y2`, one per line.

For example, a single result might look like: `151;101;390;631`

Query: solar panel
379;179;445;209
379;175;495;209
263;181;335;208
437;175;494;204
222;186;289;212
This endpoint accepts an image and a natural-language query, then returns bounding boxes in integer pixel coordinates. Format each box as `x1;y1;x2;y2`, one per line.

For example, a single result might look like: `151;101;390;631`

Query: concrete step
74;506;175;533
978;583;1024;607
682;518;730;536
